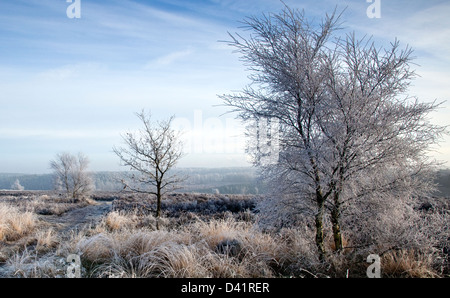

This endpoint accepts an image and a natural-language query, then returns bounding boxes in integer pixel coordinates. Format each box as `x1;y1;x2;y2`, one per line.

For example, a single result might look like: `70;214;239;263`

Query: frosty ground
0;191;448;278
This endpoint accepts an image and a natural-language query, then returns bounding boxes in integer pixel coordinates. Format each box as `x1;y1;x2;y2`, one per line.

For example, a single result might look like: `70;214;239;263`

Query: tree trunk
315;194;326;262
156;182;162;230
156;193;161;219
331;195;343;251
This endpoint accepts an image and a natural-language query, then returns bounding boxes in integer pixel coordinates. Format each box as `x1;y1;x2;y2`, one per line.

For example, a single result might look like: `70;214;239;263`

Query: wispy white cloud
344;1;450;61
145;48;194;68
400;3;450;60
37;62;105;81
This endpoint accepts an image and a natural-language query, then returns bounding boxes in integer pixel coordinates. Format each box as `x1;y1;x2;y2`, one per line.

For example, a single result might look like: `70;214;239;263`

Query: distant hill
0;167;265;195
3;167;449;197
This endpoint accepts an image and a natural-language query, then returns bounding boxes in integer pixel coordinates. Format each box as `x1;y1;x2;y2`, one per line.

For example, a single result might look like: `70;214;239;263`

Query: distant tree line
0;169;264;194
0;174;54;190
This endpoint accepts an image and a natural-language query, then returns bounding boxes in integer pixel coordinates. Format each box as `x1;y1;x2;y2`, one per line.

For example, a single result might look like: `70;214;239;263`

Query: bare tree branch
113;110;185;221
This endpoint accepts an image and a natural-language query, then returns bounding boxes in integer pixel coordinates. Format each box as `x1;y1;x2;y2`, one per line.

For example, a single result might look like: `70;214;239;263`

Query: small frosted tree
113;110;184;223
222;5;445;261
11;179;24;191
50;152;94;202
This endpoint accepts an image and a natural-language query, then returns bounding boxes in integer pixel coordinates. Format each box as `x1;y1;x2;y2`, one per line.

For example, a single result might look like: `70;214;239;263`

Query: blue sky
0;0;450;173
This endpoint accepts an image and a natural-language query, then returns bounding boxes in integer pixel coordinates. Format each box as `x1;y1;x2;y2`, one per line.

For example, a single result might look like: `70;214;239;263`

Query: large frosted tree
222;6;445;261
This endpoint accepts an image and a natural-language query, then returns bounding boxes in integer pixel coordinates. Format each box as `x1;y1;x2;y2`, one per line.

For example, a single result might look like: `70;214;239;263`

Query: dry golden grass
103;211;137;231
0;204;345;278
0;203;38;241
4;249;66;278
0;191;447;278
382;250;439;278
191;218;248;249
0;202;337;278
52;214;291;278
35;228;59;252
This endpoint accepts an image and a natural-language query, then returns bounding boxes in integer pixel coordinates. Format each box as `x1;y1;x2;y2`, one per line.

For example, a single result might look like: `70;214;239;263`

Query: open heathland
0;191;448;278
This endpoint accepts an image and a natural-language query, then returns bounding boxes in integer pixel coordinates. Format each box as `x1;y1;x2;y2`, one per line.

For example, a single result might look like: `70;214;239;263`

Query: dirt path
40;201;112;233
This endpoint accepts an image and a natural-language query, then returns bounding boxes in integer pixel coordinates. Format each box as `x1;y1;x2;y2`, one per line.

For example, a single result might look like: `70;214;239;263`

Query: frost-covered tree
50;152;94;201
113;110;184;223
222;6;445;261
10;179;24;191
